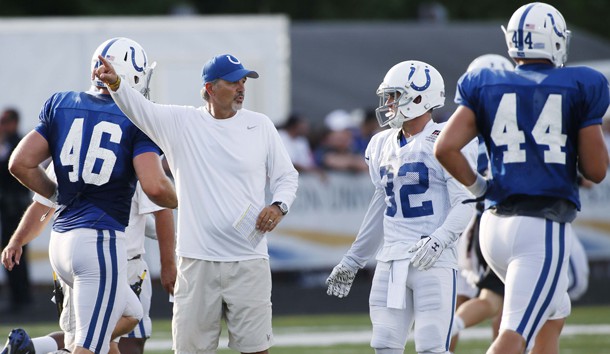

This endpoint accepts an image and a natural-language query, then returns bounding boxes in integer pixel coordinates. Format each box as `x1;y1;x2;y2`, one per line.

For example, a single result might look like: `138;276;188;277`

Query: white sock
374;349;403;354
452;315;465;337
32;336;59;354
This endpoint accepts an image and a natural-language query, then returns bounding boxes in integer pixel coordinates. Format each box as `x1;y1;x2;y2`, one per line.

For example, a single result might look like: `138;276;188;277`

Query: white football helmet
375;60;445;129
91;37;156;98
503;2;570;67
467;54;515;72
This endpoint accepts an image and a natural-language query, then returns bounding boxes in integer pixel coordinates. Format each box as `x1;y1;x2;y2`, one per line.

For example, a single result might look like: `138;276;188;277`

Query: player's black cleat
0;328;34;354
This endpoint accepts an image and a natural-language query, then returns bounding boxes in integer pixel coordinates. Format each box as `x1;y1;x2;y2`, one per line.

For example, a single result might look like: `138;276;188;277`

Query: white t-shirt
125;182;164;258
111;83;299;261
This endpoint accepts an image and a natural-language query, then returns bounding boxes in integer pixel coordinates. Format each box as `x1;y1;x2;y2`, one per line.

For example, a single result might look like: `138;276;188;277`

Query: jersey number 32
380;162;433;218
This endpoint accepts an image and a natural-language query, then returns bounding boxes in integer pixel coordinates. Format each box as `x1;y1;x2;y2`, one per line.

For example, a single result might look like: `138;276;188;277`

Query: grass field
2;305;610;353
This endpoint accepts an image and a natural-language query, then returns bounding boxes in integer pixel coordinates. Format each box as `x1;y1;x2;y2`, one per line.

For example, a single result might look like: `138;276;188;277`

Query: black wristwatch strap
272;201;288;215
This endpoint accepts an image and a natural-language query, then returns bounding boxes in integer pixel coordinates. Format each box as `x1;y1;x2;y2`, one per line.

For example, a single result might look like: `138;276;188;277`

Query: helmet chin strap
389;112;409;129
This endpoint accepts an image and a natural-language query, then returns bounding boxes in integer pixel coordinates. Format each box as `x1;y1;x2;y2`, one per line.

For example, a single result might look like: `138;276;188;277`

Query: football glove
326;261;358;298
408;235;445;271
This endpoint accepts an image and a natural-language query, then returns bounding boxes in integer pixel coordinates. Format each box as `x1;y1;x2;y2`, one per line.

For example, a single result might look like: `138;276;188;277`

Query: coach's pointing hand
93;55;121;91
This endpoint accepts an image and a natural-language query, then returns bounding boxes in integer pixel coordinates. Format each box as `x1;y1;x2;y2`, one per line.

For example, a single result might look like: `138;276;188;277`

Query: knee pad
414;276;442;312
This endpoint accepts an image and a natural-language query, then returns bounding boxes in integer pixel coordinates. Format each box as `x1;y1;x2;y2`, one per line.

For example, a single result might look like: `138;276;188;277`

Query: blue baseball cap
202;54;259;84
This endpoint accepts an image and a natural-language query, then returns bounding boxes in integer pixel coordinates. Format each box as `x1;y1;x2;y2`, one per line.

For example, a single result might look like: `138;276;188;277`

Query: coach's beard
232;94;244;111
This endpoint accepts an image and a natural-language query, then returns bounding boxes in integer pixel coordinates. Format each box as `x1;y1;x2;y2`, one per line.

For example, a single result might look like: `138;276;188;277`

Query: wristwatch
272;201;289;215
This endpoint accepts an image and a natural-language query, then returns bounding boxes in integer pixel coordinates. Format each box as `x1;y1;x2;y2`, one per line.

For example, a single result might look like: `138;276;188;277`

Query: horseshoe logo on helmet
408;66;431;91
546;13;565;38
130;46;147;73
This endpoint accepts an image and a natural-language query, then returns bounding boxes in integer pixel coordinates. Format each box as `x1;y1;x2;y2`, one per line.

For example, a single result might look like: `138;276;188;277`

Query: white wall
0;15;291;133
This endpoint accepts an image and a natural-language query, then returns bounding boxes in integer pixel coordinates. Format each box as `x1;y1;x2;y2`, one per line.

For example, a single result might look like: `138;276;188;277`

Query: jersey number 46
60;118;121;186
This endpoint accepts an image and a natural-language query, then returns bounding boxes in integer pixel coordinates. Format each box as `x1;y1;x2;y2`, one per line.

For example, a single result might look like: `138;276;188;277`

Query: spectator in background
314;109;368;173
0;108;32;314
352;108;384;156
418;2;448;23
278;113;317;172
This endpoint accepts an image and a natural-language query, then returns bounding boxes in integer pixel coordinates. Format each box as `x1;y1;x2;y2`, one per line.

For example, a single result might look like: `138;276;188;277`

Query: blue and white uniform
35;90;159;354
343;121;477;353
123;183;166;340
456;63;609;349
567;234;589;301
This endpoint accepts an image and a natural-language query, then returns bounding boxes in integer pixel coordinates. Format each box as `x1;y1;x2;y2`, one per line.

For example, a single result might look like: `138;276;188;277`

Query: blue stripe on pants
83;230;119;354
445;269;457;351
525;222;565;347
515;220;566;347
83;230;107;350
94;230;118;354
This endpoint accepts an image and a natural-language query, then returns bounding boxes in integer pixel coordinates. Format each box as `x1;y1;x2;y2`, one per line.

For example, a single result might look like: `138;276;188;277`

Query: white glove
326;262;358;298
408;235;445;271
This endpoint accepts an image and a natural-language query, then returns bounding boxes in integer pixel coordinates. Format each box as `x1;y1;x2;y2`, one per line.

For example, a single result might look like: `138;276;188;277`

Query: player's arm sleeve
580;69;610;128
433;138;479;245
33;94;59;140
454;72;478;113
342;187;386;269
110;82;179;154
267;120;299;208
132;130;162;158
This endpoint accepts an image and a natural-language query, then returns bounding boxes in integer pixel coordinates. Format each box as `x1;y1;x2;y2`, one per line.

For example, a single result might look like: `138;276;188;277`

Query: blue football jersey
476;134;489;175
456;63;610;210
35;91;160;232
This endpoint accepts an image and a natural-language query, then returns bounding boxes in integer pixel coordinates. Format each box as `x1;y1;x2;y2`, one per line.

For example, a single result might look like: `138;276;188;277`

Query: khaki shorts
172;257;273;354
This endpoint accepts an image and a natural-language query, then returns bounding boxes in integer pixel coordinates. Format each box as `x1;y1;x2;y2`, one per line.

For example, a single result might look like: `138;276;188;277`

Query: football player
326;60;477;354
1;178;175;354
450;54;514;353
6;37;177;354
434;3;609;354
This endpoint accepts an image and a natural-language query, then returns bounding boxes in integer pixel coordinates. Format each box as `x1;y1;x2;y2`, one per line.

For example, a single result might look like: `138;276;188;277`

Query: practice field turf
2;305;610;353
